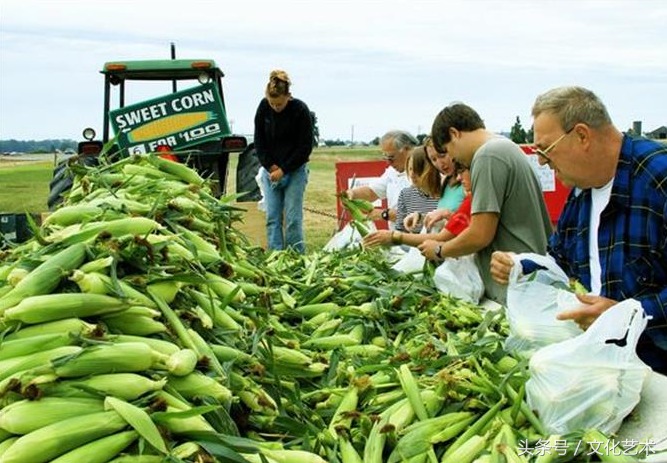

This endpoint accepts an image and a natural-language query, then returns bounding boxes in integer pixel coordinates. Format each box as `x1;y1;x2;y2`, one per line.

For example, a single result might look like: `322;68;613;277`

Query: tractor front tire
236;146;262;202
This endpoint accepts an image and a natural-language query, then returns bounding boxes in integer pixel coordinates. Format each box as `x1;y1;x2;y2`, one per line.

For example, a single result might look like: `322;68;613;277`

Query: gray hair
380;130;418;151
532;86;612;131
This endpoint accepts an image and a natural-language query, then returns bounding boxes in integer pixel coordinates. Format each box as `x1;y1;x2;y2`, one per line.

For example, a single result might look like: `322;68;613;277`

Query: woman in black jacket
254;70;313;253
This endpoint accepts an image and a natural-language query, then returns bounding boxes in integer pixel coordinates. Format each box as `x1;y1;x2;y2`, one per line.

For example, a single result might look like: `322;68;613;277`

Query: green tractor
48;53;261;209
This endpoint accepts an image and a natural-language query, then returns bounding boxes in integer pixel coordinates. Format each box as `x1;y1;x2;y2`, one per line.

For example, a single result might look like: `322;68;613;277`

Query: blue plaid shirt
549;134;667;354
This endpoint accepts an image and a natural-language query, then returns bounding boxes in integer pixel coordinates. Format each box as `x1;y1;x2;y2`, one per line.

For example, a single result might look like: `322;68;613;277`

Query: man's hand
490;251;516;285
367;208;382;221
343;189;354;200
418;239;441;261
424;209;452;229
557;293;617;330
363;230;392;248
269;167;284;182
403;212;421;232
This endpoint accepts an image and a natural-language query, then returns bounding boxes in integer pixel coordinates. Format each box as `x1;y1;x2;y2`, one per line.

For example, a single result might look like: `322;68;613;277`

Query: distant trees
509;117;527;144
0;139;77;153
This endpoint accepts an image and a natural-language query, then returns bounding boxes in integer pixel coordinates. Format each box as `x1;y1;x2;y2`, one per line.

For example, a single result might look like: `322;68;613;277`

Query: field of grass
0;146;383;251
0;160;52;214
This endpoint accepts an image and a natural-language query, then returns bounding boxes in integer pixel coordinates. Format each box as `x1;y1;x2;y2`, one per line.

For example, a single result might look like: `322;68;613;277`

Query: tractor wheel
47;156;99;210
236;146;262;202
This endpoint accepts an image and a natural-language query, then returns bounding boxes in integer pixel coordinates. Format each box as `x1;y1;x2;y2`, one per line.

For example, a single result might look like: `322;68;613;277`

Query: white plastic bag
391;227;427;274
526;299;651;435
504;253;583;358
323;222;376;252
255;168;267;212
391;246;425;274
433;255;484;304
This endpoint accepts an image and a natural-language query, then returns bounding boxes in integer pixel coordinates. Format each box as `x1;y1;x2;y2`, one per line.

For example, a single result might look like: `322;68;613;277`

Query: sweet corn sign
110;83;231;153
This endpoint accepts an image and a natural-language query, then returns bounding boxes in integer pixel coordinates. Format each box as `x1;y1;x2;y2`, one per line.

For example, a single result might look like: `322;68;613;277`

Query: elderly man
491;86;667;373
420;103;552;304
345;130;415;228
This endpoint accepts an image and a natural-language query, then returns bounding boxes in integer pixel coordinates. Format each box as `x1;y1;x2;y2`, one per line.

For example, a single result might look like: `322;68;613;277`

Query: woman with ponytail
254;70;313;253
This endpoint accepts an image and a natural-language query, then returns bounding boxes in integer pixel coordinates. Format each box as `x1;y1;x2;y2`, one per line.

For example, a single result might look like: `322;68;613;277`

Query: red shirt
445;195;471;236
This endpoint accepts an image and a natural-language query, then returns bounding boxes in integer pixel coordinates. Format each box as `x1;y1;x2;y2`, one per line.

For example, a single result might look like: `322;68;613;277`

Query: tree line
0;139;78;153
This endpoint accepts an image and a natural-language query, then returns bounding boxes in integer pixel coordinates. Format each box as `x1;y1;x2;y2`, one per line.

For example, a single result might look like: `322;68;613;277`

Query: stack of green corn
0;152;631;463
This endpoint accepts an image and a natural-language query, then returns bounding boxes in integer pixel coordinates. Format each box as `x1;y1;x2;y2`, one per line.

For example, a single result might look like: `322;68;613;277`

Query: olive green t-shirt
470;137;552;304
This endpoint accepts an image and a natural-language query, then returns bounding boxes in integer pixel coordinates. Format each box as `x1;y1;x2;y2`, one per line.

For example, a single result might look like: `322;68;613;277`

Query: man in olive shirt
420;103;552;303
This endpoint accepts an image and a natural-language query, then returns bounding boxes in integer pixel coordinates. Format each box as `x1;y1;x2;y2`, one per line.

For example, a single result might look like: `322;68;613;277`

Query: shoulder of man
626;136;667;187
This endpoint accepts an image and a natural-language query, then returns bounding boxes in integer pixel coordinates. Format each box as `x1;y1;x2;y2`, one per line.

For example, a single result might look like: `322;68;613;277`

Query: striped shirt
549;134;667;365
395;186;439;232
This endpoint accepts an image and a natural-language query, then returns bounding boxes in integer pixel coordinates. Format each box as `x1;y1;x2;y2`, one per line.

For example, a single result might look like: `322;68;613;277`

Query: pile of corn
0;153;628;463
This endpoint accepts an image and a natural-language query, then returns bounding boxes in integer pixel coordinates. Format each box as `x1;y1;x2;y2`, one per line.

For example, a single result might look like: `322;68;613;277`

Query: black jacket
253;98;313;173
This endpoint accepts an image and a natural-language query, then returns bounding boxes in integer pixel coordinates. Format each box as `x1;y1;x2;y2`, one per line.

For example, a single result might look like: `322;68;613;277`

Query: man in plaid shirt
491;86;667;373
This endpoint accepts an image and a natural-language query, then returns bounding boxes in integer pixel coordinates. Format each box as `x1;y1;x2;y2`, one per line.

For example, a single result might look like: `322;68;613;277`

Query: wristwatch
381;208;390;221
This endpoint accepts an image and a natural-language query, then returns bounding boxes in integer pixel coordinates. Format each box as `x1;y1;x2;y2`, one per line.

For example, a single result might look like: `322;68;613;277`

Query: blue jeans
260;164;308;253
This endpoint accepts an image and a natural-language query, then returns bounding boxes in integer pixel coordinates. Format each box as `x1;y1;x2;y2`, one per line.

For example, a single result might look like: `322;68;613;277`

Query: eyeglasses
535;127;574;162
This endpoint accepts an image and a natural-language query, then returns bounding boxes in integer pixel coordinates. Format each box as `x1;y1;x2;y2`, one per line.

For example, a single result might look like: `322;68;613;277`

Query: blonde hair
266;70;291;97
408;146;442;198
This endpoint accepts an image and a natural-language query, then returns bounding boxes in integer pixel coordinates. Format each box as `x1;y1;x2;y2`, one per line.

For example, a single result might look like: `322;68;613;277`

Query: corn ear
48;217;160;245
172;441;202;459
0;437;18;458
5;318;94;341
0;333;74;361
4;293;128;324
166;349;198;376
167;371;232;402
0;345;82;381
53;342;159;378
441;434;488;463
53;373;166;401
302;334;360;349
146;280;182;304
0;397;104;434
0;243;86;315
339;436;363;463
107;456;164;463
108;334;180;355
0;410;127;463
294;302;339;318
49;430;138;463
211;343;254;363
103;314;167;336
145;153;205;186
329;387;358;437
205;272;245;302
78;256;114;274
261;448;327;463
398;364;429;421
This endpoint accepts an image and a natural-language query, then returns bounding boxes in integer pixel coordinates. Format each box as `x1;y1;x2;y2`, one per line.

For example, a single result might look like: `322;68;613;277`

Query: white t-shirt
589;179;614;295
368;166;411;209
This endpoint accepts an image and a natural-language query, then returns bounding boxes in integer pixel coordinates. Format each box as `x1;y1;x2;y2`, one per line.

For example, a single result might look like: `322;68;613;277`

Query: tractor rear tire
47;156;99;210
236;146;262;202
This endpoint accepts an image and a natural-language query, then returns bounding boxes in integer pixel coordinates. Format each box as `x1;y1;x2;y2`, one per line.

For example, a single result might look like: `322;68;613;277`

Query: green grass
0;146;383;251
0;161;52;213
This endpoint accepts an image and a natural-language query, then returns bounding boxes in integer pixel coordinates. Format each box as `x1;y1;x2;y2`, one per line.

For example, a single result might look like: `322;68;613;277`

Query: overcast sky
1;0;666;142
